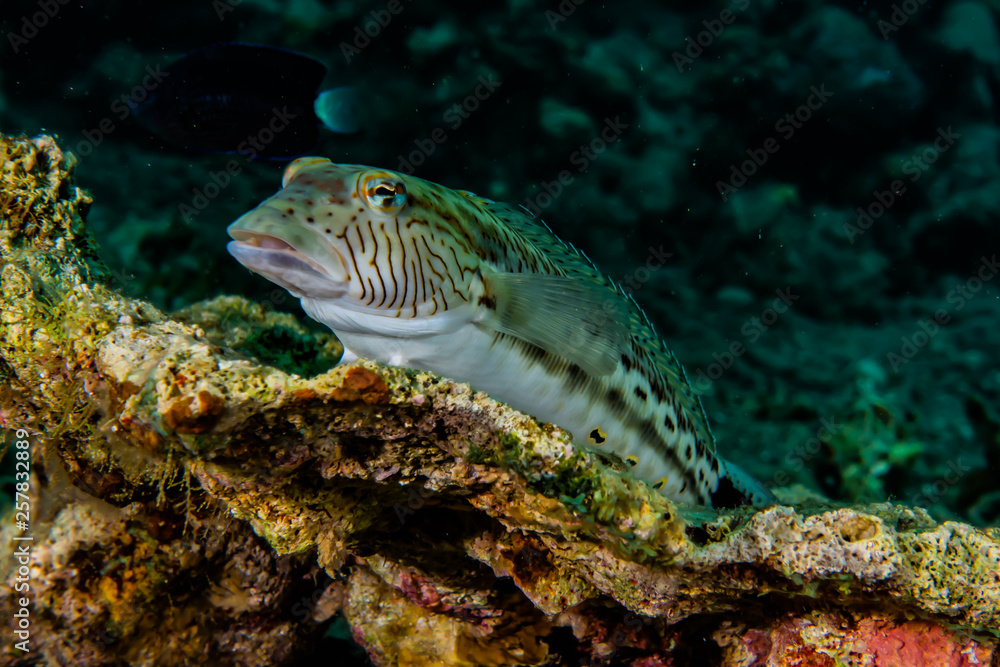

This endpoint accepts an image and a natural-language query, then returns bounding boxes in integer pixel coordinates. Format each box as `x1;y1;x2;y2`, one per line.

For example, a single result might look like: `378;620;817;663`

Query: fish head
227;158;354;300
228;158;488;330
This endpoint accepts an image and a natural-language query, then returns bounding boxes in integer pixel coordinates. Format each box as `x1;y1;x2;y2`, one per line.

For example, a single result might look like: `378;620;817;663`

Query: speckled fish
226;158;774;507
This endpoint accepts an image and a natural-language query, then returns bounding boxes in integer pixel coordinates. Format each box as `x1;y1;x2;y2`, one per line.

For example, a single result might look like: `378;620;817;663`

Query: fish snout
227;206;348;299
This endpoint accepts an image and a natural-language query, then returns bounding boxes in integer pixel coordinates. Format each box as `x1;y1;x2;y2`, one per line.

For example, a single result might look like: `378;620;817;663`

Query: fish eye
360;172;406;215
282;157;330;188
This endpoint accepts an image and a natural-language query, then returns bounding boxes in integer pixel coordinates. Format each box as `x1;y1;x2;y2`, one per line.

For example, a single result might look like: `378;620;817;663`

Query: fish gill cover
0;0;999;665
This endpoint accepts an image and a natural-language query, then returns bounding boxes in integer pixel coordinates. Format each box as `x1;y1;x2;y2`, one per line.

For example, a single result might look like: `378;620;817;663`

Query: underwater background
3;0;999;524
1;0;999;661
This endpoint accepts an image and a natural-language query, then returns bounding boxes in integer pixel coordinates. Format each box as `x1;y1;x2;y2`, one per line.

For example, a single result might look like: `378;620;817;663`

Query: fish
133;43;358;159
226;158;775;507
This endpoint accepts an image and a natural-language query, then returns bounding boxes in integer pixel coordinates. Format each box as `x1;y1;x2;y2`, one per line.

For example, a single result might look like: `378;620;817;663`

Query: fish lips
227;218;347;299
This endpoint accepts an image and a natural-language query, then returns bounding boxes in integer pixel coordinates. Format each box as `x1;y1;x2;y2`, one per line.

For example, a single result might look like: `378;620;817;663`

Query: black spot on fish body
638;421;658;444
664;414;676;431
589;427;607;445
564;363;587;392
606;388;625;412
678;412;692;434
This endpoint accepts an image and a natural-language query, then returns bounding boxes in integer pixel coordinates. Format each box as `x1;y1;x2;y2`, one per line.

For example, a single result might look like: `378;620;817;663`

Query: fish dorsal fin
627;293;718;457
484;202;605;277
482;271;627;377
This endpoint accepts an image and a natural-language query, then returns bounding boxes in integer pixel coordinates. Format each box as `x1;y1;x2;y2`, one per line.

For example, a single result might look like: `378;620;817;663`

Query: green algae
173;295;343;379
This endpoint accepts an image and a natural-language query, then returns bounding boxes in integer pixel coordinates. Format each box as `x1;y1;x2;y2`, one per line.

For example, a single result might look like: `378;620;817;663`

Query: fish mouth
227;230;347;299
229;231;308;257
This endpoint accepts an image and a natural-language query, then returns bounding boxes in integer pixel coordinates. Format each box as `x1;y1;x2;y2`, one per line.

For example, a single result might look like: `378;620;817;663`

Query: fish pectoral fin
482;272;627;377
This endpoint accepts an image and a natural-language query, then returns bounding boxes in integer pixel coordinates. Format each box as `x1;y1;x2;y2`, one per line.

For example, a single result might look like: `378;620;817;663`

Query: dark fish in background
133;43;358;159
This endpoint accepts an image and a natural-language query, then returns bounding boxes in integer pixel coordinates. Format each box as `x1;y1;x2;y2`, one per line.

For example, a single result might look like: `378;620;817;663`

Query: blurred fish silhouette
134;43;358;159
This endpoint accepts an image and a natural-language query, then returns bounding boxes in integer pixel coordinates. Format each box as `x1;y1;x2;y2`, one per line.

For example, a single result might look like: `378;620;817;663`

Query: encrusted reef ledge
1;134;998;666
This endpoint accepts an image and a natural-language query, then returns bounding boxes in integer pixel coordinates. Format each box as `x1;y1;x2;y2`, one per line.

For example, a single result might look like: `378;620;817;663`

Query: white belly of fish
305;298;703;503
